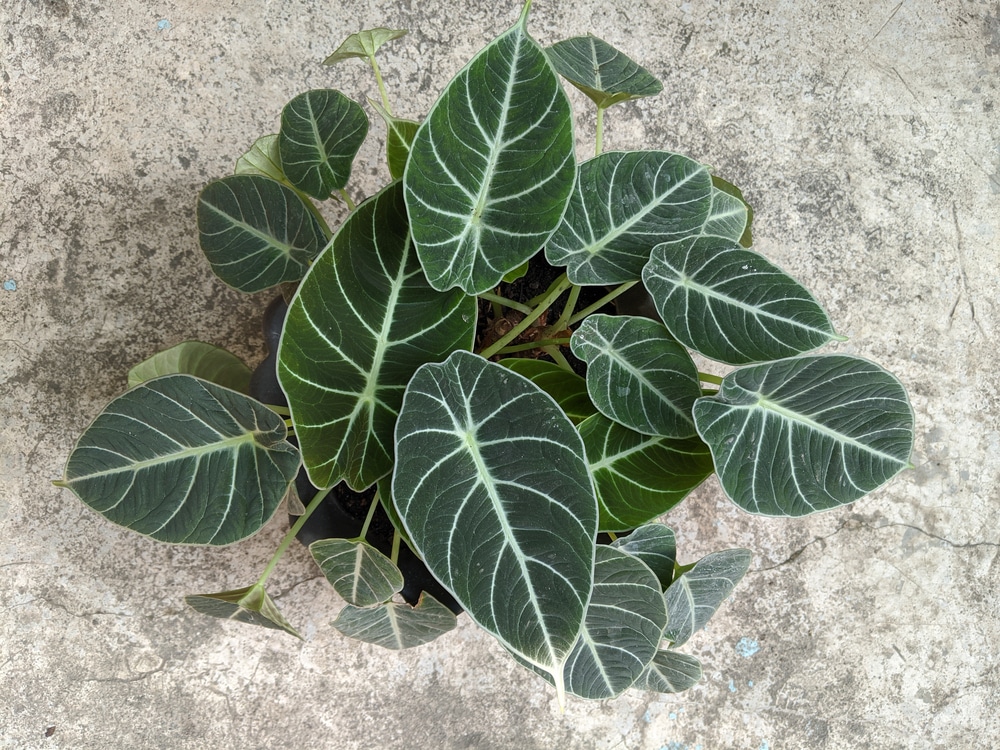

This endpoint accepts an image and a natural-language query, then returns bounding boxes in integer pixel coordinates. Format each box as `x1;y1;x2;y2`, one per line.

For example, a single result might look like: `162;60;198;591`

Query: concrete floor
2;0;998;747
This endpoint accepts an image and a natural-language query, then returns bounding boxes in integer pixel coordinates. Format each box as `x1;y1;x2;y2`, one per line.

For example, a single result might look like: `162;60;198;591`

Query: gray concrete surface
2;0;998;747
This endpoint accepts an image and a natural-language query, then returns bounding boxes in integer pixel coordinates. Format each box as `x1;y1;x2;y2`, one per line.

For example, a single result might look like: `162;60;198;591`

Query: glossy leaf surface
546;34;662;108
610;523;677;590
571;314;701;437
333;592;457;649
324;28;408;65
546;151;713;285
197;174;326;292
634;650;702;693
61;375;299;545
580;414;713;531
499;358;597;425
701;185;749;245
278;181;476;491
279;89;369;200
185;584;300;638
127;341;251;393
663;548;751;647
693;355;915;516
310;538;404;607
393;350;597;687
403;7;576;294
642;235;839;364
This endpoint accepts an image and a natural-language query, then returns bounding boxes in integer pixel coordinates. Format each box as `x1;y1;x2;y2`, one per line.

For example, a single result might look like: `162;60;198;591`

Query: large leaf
611;523;677;590
185;584;300;638
663;549;751;647
693;355;915;516
393;350;597;695
545;151;713;285
403;5;576;294
279;89;369;200
59;375;299;545
571;314;702;438
499;358;597;424
580;414;713;531
333;592;457;649
323;28;408;66
127;341;251;393
197;174;327;293
642;235;840;364
702;185;749;245
633;650;702;694
545;34;662;109
277;181;476;491
310;538;404;607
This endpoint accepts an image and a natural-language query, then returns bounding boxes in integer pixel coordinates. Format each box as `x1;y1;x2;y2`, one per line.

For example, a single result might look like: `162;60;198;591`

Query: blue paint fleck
668;712;677;720
157;19;172;31
660;743;687;750
759;742;770;750
643;710;653;723
736;637;760;658
3;279;16;291
728;678;737;692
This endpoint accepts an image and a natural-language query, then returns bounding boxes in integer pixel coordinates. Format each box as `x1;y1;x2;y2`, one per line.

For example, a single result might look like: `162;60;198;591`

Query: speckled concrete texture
2;1;998;748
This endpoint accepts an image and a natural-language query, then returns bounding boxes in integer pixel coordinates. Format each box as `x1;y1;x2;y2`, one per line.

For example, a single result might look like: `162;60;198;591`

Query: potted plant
56;1;914;707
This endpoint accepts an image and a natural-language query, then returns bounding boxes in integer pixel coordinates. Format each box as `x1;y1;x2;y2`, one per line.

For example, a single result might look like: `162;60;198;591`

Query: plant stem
699;372;724;386
359;489;381;540
541;345;572;372
339;189;357;212
256;486;332;587
567;281;638;325
524;272;570;308
549;283;581;334
303;197;333;240
478;291;534;316
390;529;401;566
267;404;290;416
595;105;606;156
480;274;572;359
496;337;571;355
370;56;393;115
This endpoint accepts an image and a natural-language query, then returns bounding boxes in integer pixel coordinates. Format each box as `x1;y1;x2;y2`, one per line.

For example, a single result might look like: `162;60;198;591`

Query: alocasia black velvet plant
57;2;914;706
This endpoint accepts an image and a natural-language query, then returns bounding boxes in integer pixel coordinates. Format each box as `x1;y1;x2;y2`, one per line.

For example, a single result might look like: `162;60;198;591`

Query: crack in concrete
79;656;166;684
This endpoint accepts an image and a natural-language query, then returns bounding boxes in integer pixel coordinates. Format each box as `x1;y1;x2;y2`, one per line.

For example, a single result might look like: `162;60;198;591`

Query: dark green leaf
333;592;457;649
127;341;251;393
310;538;404;607
610;523;677;590
633;650;702;693
546;35;662;109
498;358;597;424
663;548;751;647
369;99;420;181
185;584;301;638
709;175;753;247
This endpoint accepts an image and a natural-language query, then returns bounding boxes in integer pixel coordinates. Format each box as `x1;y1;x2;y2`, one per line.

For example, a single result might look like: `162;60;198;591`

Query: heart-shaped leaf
610;523;677;590
277;181;476;491
642;235;840;365
234;134;290;186
185;584;301;638
393;350;597;695
693;355;915;516
571;314;702;437
333;591;457;649
403;5;576;294
546;35;662;109
545;151;714;285
633;650;702;693
499;358;597;424
310;538;404;607
663;548;751;647
127;341;251;393
324;28;408;66
701;185;749;245
59;375;299;545
579;414;713;531
370;99;419;181
197;174;327;293
279;89;369;200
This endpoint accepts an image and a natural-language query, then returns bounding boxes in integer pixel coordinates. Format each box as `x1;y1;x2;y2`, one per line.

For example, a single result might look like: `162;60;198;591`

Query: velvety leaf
234;134;289;186
393;350;597;693
499;358;597;424
60;375;299;545
369;99;419;181
279;89;369;200
127;341;251;393
277;181;476;491
185;584;300;638
310;538;404;607
324;28;408;65
545;35;662;109
571;314;702;437
633;650;702;693
663;549;751;647
197;174;327;293
546;151;714;284
579;414;713;531
693;355;915;516
403;5;576;294
610;523;677;590
333;591;457;649
709;175;752;247
642;235;840;365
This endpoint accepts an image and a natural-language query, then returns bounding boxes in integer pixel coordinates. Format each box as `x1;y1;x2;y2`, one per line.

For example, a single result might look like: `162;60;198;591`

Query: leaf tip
518;0;533;28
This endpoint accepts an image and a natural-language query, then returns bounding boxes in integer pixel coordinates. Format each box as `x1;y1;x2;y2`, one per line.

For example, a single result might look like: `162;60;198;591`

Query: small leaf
369;99;419;181
663;548;751;647
197;174;327;293
633;650;702;693
579;414;713;531
499;358;597;424
333;591;457;649
310;538;404;607
693;355;915;516
546;151;714;285
279;89;369;200
127;341;251;393
546;35;662;109
502;259;530;283
709;175;753;247
403;8;576;294
234;134;288;185
643;235;840;365
571;314;702;438
185;584;301;638
611;523;677;590
324;28;408;66
61;375;299;545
